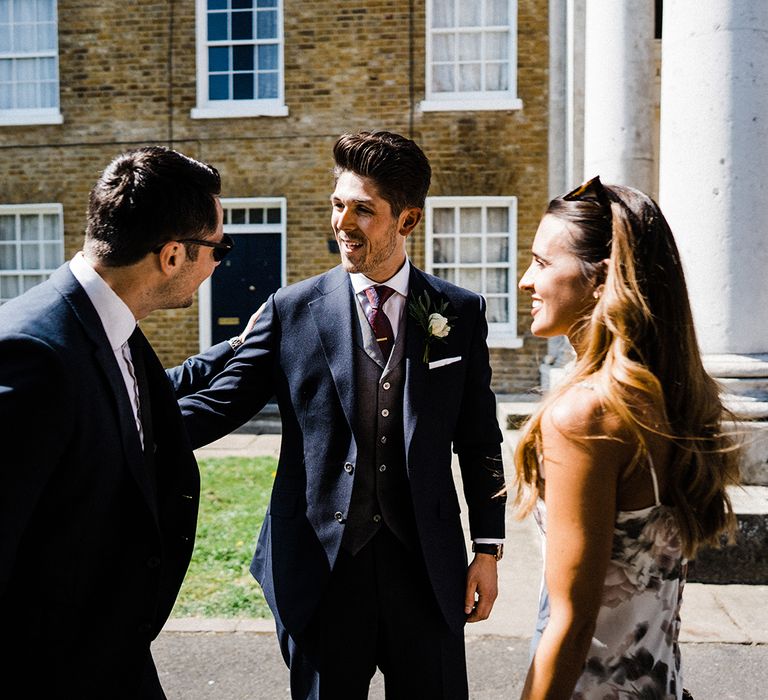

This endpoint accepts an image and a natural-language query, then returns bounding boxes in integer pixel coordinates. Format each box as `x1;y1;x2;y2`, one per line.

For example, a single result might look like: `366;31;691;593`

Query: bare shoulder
542;381;634;466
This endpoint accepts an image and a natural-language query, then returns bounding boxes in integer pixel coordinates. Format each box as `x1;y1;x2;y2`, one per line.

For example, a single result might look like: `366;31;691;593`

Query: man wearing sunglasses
0;146;246;697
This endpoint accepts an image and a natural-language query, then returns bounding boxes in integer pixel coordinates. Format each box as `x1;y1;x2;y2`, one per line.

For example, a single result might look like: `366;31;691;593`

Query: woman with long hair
515;176;740;699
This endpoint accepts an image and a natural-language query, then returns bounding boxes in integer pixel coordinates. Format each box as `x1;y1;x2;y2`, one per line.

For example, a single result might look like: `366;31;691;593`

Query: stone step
235;402;282;435
688;486;768;585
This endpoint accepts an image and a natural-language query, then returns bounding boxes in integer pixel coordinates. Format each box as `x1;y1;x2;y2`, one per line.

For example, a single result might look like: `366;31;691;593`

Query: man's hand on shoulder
464;553;499;622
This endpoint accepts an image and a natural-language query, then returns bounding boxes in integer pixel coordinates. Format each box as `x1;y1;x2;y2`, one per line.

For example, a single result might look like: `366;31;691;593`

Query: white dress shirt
69;252;144;447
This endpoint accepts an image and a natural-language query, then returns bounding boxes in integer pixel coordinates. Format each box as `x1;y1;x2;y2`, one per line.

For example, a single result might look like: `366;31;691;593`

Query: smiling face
518;214;598;343
331;170;419;282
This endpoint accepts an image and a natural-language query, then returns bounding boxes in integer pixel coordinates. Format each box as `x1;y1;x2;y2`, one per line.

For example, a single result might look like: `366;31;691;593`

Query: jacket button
383;382;391;390
379;464;387;472
344;462;354;474
380;436;387;444
373;514;382;523
381;409;389;417
334;511;344;522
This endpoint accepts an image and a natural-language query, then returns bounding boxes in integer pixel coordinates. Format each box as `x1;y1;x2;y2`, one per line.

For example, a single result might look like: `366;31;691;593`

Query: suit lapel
403;267;434;461
51;265;159;521
309;267;359;434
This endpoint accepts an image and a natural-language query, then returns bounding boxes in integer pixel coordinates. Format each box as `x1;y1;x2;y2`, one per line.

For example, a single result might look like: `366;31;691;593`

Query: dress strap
647;454;661;506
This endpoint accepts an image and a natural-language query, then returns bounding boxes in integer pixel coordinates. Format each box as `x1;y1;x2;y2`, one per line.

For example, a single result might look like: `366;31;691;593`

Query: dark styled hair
85;146;221;266
332;130;432;215
515;177;739;557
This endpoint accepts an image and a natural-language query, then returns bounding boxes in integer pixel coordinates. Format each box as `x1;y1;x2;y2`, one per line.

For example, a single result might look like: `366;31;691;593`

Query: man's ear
155;241;185;275
399;207;423;238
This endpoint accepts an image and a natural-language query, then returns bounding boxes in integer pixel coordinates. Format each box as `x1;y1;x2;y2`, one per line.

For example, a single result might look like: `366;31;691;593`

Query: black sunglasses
155;233;234;262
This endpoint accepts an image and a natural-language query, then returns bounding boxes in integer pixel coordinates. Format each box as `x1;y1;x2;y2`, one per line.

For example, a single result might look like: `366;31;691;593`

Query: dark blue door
210;233;281;345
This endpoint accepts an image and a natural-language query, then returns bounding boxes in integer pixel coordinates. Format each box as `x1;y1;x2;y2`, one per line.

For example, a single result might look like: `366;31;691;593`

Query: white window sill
0;109;63;126
488;333;524;349
420;97;523;112
191;103;289;119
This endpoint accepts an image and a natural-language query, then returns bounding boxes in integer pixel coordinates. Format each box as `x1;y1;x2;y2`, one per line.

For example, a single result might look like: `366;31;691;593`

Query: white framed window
0;0;62;125
421;0;522;112
425;196;521;347
192;0;288;120
198;197;287;349
0;203;63;303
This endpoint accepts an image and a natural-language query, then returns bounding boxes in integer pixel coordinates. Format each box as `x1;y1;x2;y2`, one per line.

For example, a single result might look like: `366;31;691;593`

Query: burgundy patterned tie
364;285;395;358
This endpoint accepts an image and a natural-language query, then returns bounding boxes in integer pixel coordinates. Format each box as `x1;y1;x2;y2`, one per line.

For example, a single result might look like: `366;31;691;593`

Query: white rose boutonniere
409;292;457;363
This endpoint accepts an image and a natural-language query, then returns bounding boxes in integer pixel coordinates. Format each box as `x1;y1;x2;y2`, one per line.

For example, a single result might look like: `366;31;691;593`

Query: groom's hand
464;554;499;622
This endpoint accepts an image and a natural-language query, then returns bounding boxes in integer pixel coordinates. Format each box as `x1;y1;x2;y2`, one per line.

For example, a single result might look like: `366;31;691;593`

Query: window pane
0;0;9;23
486;62;508;91
36;0;54;20
231;208;246;224
233;45;253;70
0;58;11;81
43;242;60;268
460;208;482;233
486;236;508;262
460;268;482;292
208;12;228;41
0;244;16;269
14;0;35;23
433;237;455;264
1;275;19;298
0;25;9;52
38;20;55;49
433;267;456;284
256;9;277;38
207;0;227;9
458;63;481;91
487;207;508;232
38;56;55;79
433;33;454;62
232;0;253;8
21;243;40;269
42;214;59;239
257;0;277;6
39;79;55;106
232;72;254;98
486;296;508;323
432;63;454;92
266;207;281;223
248;208;263;223
432;0;454;28
486;268;508;292
458;2;481;27
231;10;253;40
433;208;455;234
258;71;277;98
458;33;481;61
209;46;229;71
460;236;481;263
16;23;36;51
486;0;509;25
17;57;35;81
257;43;277;70
22;274;43;291
209;74;229;100
0;215;14;240
20;215;39;240
485;31;508;60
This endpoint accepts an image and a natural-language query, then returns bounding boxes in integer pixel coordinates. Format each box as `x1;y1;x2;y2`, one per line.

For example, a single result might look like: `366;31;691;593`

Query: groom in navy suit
180;131;506;699
0;147;242;697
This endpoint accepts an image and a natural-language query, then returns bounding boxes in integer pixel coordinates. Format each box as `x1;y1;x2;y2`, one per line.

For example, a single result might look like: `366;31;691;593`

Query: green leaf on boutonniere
408;291;457;364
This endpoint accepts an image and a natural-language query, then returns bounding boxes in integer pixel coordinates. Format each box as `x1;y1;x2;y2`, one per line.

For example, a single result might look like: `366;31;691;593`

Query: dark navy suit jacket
179;264;506;637
0;264;231;697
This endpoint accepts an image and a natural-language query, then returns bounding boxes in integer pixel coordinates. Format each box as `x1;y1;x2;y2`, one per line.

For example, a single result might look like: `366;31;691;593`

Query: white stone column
659;1;768;355
583;0;655;192
659;1;768;483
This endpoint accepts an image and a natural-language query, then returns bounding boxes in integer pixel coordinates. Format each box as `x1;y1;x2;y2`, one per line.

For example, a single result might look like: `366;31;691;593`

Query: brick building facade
0;0;550;395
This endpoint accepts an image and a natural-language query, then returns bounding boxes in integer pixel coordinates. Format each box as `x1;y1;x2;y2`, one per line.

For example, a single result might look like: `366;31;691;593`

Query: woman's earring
593;287;602;300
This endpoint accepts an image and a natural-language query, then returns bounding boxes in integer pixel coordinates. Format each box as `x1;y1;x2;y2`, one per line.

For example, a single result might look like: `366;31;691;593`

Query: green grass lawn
171;455;276;618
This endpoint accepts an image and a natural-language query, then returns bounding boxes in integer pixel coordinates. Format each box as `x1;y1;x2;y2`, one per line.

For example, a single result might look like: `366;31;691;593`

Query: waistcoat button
379;464;387;472
344;462;354;474
381;409;389;417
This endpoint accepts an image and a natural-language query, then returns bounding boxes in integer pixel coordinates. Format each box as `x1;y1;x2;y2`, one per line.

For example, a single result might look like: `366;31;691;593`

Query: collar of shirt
69;252;137;350
348;258;411;298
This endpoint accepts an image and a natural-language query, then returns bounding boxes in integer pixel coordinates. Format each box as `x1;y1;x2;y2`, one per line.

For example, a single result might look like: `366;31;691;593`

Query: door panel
210;233;281;345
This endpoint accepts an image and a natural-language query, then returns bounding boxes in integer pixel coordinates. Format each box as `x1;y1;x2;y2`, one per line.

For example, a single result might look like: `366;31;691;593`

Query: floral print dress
532;462;687;699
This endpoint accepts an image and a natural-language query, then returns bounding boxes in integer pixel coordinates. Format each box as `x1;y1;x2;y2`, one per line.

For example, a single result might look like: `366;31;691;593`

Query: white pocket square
428;356;462;370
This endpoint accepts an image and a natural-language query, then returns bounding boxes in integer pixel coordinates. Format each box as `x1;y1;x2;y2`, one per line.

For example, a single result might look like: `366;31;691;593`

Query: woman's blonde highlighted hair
515;177;739;557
